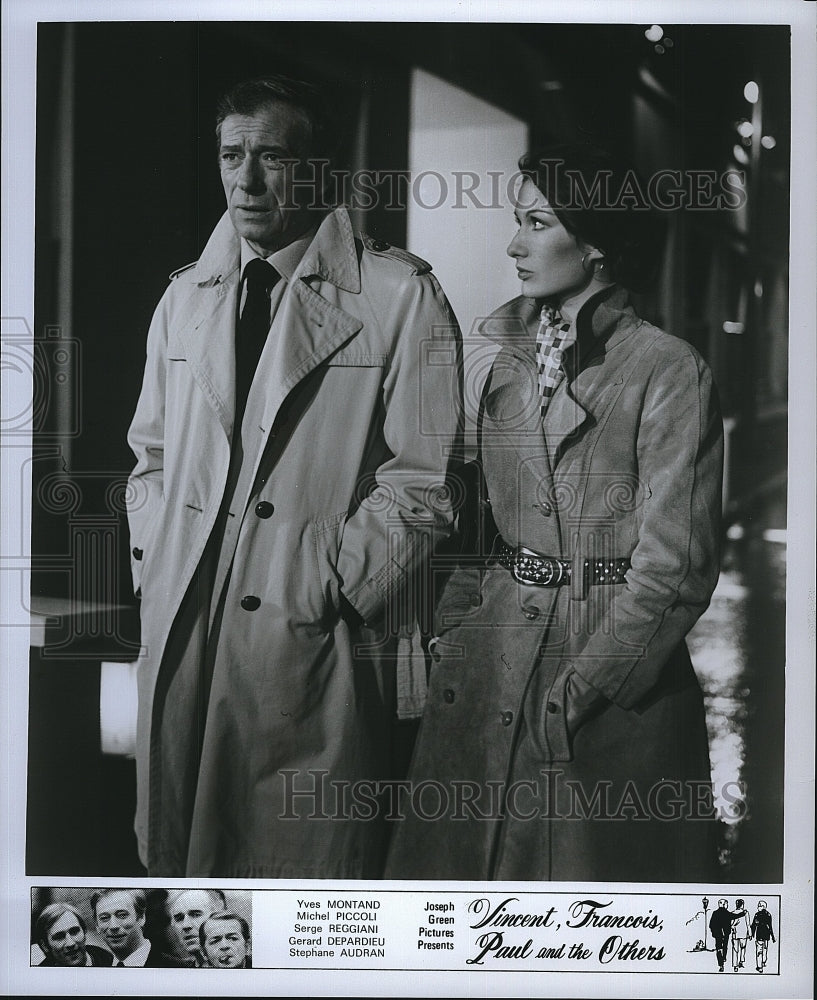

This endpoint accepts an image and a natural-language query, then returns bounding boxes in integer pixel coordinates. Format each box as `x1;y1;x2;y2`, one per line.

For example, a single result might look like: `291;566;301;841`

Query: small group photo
30;887;252;968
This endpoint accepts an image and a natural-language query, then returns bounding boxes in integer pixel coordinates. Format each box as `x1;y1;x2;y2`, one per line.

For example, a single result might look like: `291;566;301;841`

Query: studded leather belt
497;542;630;587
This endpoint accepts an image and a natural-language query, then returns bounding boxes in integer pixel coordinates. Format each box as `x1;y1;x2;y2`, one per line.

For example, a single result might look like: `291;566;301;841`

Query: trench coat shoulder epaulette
358;234;432;275
168;260;199;281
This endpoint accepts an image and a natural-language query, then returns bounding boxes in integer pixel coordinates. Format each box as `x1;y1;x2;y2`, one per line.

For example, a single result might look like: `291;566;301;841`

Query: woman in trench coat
386;145;724;882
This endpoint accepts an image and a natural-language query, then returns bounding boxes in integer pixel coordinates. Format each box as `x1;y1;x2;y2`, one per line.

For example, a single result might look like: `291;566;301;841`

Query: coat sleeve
336;271;463;625
125;287;171;597
568;343;724;709
431;371;499;638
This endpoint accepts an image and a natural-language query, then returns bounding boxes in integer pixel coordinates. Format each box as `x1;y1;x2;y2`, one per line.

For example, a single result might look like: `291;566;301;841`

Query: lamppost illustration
702;896;710;951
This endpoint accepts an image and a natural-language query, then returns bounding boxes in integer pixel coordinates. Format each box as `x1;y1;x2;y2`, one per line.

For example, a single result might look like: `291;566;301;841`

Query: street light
702;896;710;951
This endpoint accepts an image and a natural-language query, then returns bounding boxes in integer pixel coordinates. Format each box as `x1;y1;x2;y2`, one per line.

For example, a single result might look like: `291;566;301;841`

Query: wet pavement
687;534;786;882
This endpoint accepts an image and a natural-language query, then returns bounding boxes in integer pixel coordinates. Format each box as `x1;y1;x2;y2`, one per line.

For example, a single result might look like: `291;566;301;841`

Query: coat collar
479;285;643;481
479;284;637;359
174;206;364;442
193;205;361;293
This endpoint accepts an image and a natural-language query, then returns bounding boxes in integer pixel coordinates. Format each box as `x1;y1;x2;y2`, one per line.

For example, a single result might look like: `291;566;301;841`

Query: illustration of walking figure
730;898;751;970
709;898;743;972
750;900;776;973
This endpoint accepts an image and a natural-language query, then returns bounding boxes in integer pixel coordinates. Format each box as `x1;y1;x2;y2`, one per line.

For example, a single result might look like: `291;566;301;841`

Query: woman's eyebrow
515;203;558;218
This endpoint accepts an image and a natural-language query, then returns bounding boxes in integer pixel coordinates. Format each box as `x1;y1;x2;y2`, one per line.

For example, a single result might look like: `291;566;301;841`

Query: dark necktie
535;301;573;417
235;257;279;430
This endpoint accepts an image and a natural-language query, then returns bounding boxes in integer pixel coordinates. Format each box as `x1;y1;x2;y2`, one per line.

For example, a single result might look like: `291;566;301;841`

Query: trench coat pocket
131;495;168;599
311;510;349;629
541;665;611;763
536;666;573;763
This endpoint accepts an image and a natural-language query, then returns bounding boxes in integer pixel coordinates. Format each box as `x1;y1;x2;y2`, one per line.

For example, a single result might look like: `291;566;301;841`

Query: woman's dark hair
519;144;664;291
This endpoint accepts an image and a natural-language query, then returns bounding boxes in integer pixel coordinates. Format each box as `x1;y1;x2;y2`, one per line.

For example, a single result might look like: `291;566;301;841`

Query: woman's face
507;177;591;301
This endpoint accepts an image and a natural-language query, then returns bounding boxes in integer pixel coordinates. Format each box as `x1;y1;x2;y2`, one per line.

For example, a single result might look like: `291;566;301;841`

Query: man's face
44;911;87;966
169;890;220;956
202;918;248;968
219;100;314;254
94;891;144;957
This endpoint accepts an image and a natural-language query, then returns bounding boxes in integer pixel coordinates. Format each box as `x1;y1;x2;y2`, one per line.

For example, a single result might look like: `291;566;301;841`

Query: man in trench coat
126;76;461;877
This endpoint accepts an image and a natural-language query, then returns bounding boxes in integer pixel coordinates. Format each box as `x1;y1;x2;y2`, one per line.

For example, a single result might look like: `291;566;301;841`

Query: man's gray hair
215;74;334;162
168;887;226;911
90;887;147;920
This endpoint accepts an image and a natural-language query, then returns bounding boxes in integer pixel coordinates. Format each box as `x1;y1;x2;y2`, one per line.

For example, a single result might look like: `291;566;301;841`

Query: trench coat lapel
171;213;241;439
246;207;364;437
543;286;643;460
480;299;569;485
169;207;364;444
541;375;590;459
481;288;640;467
249;278;363;435
478;303;560;552
481;335;553;474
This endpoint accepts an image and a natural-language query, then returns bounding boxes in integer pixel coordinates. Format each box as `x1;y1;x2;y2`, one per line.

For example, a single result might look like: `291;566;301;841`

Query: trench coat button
132;547;143;560
255;500;275;518
469;593;482;607
546;701;560;713
241;595;261;611
534;502;552;516
522;605;540;620
501;711;514;726
371;239;390;251
443;688;455;703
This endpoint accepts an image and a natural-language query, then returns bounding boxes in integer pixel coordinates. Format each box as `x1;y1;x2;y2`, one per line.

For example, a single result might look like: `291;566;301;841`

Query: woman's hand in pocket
565;669;609;739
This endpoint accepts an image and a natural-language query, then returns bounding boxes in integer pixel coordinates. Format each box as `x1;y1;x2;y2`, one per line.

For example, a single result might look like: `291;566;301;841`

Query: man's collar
239;229;317;282
195;206;361;293
117;939;151;967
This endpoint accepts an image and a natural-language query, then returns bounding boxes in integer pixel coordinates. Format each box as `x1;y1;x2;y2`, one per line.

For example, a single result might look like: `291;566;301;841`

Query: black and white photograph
30;887;252;968
2;0;814;997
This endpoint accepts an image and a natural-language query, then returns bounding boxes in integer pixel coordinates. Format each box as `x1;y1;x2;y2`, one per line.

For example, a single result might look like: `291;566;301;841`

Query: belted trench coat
386;286;723;882
127;206;461;877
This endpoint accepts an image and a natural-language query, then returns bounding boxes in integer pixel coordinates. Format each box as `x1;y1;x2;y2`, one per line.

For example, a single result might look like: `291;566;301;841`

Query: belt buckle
512;546;567;587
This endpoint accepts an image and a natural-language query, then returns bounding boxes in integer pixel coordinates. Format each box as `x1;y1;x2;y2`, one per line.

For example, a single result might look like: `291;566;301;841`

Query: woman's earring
582;251;606;277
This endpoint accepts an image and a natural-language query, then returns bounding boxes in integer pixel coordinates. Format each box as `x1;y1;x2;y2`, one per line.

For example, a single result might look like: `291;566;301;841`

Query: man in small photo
199;910;252;969
34;902;112;967
91;889;154;967
730;897;751;971
167;888;226;966
709;897;741;973
751;900;776;973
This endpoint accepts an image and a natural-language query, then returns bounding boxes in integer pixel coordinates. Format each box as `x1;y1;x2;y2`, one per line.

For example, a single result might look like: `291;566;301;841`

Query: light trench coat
386;286;723;882
127;206;461;877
